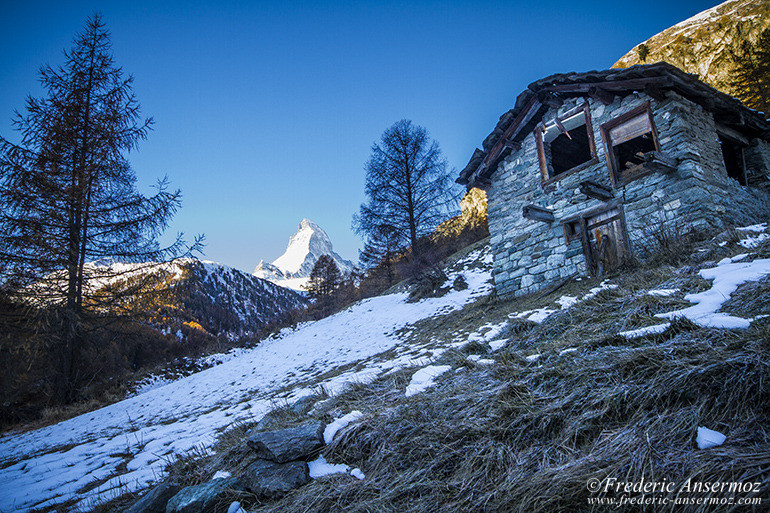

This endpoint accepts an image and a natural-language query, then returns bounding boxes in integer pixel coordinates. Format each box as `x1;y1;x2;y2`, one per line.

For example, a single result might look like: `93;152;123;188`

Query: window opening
718;134;747;185
537;103;597;183
564;220;582;242
601;103;660;186
544;112;592;175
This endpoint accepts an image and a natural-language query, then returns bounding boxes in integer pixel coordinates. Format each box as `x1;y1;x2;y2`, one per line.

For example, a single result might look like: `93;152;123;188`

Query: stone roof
458;62;770;187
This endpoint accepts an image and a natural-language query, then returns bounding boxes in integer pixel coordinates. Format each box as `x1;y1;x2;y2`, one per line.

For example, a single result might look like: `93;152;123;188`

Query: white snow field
0;249;493;512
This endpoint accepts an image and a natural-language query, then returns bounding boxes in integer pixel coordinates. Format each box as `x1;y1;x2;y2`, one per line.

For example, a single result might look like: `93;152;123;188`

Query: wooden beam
579;180;614;201
476;98;543;181
643;83;667;101
469;162;487;186
502;138;521;151
588;86;614;105
715;123;750;146
522;204;555;223
554;117;572;139
643;151;678;174
538;91;563;109
542;76;672;94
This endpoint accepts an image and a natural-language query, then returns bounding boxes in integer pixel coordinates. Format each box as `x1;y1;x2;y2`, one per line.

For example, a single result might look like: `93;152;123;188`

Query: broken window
536;103;597;183
718;134;747;185
600;103;660;186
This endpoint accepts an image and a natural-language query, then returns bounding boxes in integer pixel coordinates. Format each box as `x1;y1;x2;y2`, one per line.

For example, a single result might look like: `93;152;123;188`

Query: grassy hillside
97;223;770;513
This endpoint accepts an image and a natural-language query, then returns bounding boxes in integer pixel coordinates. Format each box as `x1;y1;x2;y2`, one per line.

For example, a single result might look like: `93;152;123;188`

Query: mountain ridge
612;0;770;101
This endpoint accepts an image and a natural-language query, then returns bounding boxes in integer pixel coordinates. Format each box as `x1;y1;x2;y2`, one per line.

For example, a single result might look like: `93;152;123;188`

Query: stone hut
457;62;770;299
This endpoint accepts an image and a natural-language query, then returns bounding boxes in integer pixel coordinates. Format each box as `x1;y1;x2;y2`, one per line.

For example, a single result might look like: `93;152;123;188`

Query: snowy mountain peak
253;219;354;291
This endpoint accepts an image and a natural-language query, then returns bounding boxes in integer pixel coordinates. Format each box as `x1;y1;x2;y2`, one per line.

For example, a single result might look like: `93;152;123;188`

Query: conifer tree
729;28;770;113
0;14;196;400
352;120;456;261
359;223;402;286
305;255;342;300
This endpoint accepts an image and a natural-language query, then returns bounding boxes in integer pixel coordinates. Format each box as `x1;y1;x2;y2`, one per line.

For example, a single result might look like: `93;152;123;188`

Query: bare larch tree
352;119;456;262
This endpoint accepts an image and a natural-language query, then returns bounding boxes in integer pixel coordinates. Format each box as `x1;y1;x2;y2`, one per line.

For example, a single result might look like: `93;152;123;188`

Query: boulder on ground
123;482;179;513
241;459;310;498
165;478;248;513
246;421;324;463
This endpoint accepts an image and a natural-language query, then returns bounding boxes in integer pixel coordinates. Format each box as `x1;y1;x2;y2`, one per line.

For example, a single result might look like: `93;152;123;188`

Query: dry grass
83;231;770;513
244;322;769;513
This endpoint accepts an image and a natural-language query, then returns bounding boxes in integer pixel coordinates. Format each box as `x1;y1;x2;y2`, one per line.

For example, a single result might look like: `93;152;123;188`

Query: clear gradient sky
1;0;719;272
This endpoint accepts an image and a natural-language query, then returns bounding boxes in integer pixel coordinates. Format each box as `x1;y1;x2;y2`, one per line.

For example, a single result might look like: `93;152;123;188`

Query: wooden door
581;207;630;276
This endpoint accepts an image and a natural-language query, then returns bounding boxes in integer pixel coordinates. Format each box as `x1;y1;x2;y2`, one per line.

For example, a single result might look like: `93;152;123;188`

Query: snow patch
696;427;726;449
405;365;451;397
647;289;678;297
657;258;770;328
619;323;671;339
308;455;364;480
323;411;363;444
488;339;507;351
467;355;495;365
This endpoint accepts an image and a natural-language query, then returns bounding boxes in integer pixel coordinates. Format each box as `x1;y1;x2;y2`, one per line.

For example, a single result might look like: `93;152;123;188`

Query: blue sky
0;0;718;272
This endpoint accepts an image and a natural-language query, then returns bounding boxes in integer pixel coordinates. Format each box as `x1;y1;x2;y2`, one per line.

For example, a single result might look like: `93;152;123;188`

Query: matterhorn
253;219;354;291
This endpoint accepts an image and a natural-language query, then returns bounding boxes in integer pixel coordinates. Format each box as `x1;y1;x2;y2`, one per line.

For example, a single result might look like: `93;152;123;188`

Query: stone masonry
484;90;770;299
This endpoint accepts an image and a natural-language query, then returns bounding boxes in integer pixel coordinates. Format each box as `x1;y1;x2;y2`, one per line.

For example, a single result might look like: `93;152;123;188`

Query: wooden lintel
588;86;614;105
522;204;555;223
643;151;678;173
716;123;750;146
579;180;614;201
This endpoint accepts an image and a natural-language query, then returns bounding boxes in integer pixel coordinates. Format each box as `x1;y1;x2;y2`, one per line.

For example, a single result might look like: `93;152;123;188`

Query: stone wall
486;91;770;299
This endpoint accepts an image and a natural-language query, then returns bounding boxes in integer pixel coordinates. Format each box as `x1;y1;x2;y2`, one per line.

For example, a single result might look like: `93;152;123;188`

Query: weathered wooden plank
542;76;672;94
579;180;614;201
502;139;521;151
554;117;572;139
475;98;544;183
643;151;678;173
522;204;555;223
538;91;563;109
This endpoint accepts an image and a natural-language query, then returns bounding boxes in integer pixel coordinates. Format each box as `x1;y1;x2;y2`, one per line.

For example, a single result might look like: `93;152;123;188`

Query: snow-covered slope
0;246;493;512
253;219;354;291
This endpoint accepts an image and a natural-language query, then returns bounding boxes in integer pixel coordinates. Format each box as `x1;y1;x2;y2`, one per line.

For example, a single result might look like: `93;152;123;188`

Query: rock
124;482;179;513
290;395;317;415
452;275;468;291
241;459;310;498
247;421;324;463
254;410;284;432
407;268;449;302
165;478;247;513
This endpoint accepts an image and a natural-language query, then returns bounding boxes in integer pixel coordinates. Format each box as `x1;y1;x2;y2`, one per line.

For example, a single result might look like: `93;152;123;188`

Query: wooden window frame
536;102;599;186
563;220;582;242
600;102;661;187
